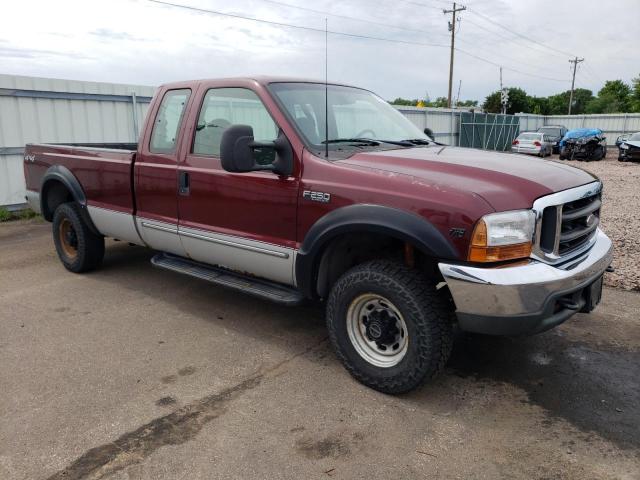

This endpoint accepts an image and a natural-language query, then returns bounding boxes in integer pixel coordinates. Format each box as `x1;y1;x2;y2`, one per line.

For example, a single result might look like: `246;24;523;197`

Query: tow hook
558;299;581;311
605;265;615;273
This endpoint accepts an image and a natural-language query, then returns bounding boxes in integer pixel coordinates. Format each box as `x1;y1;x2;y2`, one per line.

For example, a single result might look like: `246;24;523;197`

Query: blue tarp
560;128;603;146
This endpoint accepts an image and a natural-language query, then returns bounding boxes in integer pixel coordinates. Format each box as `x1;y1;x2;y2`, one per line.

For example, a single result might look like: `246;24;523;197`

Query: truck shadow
98;242;640;451
442;329;640;451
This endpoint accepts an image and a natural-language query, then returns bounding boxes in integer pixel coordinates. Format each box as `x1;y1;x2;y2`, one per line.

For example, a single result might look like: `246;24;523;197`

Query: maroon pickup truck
23;77;613;394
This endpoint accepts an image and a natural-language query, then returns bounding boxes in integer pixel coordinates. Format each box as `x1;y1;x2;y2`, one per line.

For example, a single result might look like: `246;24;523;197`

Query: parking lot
1;157;639;480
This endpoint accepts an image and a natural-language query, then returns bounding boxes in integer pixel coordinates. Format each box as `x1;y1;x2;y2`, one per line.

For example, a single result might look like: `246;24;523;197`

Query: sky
1;0;639;103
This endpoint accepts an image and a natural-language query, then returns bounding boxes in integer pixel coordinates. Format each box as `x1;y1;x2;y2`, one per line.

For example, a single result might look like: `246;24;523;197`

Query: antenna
324;17;329;158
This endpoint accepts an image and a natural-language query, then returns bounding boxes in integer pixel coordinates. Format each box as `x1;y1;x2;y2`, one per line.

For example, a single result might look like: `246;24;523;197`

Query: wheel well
42;180;73;221
315;232;440;299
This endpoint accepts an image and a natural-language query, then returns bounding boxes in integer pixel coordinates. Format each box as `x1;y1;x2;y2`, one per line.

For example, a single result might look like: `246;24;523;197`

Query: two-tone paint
23;76;598;297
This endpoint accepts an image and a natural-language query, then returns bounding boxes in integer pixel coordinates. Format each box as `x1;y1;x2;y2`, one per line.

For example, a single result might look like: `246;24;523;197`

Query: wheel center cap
365;311;398;344
368;321;383;340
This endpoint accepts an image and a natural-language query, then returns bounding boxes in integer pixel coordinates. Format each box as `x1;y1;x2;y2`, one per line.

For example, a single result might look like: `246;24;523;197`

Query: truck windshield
268;82;431;155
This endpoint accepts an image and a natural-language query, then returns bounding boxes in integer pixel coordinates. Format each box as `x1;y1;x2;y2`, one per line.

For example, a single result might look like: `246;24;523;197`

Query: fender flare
40;165;99;235
295;204;460;299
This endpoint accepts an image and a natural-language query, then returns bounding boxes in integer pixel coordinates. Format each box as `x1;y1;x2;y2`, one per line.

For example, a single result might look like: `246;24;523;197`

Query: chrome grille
532;181;602;264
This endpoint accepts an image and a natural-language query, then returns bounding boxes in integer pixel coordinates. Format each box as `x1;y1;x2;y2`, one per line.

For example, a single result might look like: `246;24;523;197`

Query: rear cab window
150;88;191;154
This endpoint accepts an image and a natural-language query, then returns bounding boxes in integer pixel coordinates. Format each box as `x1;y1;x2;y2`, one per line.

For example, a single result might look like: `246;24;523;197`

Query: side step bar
151;253;304;306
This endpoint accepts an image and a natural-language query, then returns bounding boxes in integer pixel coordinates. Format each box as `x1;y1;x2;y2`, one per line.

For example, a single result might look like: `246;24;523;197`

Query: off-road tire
326;260;454;394
52;202;105;273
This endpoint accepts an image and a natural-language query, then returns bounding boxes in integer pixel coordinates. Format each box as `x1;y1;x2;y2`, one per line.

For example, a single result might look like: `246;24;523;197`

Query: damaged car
558;128;607;161
618;131;640;162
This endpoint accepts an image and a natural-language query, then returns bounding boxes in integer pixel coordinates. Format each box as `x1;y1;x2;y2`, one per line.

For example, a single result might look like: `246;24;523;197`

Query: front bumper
438;229;613;336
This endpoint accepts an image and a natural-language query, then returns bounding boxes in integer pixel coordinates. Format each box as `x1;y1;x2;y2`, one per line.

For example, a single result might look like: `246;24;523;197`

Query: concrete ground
1;219;639;480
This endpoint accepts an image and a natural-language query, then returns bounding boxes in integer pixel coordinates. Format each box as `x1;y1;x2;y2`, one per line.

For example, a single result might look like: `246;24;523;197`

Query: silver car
512;132;552;157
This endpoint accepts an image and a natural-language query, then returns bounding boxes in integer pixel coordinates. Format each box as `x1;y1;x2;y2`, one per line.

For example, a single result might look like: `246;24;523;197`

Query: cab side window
149;89;191;154
192;88;278;160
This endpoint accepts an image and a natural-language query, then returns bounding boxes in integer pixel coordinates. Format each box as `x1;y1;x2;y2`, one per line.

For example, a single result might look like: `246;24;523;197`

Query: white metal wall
3;74;640;208
395;106;463;145
0;74;155;208
517;113;640;141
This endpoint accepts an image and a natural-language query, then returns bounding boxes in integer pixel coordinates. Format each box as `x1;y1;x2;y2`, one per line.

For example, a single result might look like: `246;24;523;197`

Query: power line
466;9;576;58
455;48;569;82
146;0;571;84
254;0;449;39
392;0;577;60
147;0;448;46
461;16;567;60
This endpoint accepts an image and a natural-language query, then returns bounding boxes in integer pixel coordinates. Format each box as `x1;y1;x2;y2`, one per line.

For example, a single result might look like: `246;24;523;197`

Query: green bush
0;207;40;222
0;207;11;222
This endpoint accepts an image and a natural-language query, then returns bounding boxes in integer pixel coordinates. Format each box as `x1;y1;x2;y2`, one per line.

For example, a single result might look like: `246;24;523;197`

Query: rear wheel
326;260;454;394
52;202;104;273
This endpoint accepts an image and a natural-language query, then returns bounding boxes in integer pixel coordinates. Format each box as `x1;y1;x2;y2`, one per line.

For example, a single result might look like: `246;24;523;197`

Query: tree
529;96;550;115
427;97;448;108
631;74;640;112
390;97;416;106
457;99;479;107
483;87;530;114
586;80;631;113
547;89;593;115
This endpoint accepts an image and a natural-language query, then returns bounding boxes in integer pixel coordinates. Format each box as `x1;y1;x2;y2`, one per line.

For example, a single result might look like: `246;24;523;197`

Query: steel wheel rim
58;218;78;260
346;293;408;368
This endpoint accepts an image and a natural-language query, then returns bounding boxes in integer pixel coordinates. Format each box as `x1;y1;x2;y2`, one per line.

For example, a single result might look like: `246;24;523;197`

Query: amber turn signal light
467;219;533;262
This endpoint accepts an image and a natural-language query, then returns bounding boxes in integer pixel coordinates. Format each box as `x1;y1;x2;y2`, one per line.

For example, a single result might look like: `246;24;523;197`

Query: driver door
177;86;299;286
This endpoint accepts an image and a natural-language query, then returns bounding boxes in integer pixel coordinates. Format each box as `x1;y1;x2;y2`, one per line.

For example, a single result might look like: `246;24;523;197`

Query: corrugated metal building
2;74;640;209
0;74;155;208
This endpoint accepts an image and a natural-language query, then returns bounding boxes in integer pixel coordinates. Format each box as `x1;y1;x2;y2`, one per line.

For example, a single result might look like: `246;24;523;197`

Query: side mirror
423;127;434;139
220;125;293;176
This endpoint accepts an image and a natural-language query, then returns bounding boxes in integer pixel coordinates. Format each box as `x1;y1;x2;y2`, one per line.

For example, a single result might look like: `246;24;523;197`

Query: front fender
295;204;459;299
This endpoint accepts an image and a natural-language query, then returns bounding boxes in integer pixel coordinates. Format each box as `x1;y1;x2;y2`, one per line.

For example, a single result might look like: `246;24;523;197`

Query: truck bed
24;143;137;215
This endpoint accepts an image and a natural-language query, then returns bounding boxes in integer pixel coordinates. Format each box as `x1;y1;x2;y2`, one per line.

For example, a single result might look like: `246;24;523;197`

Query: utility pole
568;56;584;115
443;2;466;108
499;66;508;114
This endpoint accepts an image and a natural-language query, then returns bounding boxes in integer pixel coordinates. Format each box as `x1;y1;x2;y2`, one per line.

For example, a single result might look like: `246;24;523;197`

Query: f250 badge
303;190;331;203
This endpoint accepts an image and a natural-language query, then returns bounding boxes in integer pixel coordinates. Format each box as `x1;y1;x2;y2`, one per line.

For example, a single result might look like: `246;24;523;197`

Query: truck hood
338;146;597;211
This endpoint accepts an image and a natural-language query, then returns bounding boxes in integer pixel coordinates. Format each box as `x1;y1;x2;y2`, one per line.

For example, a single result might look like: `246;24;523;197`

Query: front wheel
52;202;105;273
326;260;454;394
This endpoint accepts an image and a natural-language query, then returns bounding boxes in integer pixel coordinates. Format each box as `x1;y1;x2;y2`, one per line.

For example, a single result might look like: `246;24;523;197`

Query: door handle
179;171;190;196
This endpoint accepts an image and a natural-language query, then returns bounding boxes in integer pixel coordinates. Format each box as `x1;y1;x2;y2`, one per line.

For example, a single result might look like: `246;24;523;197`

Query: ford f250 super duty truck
23;77;613;394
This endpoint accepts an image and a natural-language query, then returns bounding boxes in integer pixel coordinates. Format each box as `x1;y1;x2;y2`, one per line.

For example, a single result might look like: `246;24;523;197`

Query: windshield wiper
322;138;416;147
401;138;433;145
322;138;381;146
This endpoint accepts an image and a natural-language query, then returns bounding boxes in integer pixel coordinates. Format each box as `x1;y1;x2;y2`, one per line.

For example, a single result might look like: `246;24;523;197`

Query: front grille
532;182;602;263
558;194;601;255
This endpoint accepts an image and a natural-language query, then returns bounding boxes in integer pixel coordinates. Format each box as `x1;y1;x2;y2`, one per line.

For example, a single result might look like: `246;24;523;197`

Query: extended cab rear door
135;85;195;256
176;82;299;286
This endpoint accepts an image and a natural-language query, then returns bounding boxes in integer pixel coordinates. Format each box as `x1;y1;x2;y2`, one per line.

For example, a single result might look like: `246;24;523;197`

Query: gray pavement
1;219;639;480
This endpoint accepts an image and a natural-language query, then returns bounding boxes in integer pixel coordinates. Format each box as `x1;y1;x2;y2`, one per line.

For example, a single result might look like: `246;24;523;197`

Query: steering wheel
354;128;376;139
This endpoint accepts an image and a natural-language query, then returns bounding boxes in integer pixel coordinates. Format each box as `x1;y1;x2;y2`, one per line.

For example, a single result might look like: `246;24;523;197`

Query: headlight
620;143;629;150
468;210;535;262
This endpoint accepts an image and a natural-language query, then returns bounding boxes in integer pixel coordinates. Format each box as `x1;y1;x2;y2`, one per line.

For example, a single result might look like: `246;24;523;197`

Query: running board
151;253;304;306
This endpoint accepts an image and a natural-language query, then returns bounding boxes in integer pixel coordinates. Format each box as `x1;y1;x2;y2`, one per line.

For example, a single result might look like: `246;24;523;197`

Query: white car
512;132;552;157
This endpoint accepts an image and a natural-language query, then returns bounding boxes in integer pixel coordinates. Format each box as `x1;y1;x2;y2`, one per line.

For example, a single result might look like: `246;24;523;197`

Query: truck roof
159;76;359;90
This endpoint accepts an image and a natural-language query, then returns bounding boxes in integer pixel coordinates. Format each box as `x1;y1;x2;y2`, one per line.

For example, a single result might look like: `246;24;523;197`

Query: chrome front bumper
438;229;613;335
